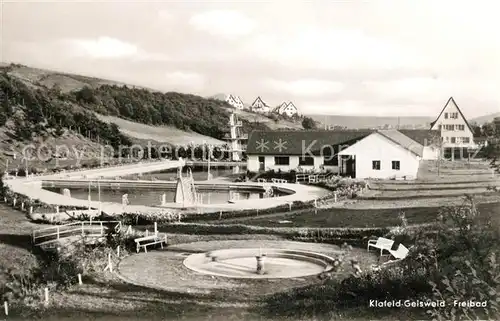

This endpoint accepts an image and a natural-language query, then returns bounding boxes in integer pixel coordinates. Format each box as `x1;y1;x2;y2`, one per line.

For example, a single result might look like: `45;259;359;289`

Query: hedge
152;222;390;246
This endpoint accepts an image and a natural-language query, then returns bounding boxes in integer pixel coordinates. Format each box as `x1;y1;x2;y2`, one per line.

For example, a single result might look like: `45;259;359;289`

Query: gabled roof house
250;96;271;113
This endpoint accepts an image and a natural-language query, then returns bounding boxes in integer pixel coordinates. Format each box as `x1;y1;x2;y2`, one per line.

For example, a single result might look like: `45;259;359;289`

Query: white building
246;129;439;180
273;101;298;117
222;94;244;109
250;96;271;113
430;97;478;160
338;130;425;179
246;130;372;175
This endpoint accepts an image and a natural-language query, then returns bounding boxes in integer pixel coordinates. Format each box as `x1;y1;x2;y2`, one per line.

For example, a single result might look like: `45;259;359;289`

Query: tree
302;116;317;130
494;117;500;136
470;123;482;137
483;122;496;138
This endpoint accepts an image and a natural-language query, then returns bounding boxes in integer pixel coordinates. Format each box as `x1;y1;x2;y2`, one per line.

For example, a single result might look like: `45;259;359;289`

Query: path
4;160;185;215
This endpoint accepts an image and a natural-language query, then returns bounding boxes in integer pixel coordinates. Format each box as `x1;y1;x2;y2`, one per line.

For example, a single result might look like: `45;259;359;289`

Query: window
463;137;470;143
392;161;400;170
299;156;314;166
274;156;289;165
372;160;381;170
451;137;456;143
323;155;338;166
450;112;458;119
438;124;442;131
445;124;455;131
455;124;465;131
444;113;449;119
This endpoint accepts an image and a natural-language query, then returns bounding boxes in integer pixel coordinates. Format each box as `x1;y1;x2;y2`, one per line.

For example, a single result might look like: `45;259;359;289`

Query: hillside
223;107;303;130
470;112;500;125
308;114;433;129
0;63;288;152
0;62;134;93
1;64;307;144
96;115;223;145
210;93;304;130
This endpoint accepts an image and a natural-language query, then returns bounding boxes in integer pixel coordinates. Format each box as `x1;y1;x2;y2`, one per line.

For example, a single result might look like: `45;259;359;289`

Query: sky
2;0;500;117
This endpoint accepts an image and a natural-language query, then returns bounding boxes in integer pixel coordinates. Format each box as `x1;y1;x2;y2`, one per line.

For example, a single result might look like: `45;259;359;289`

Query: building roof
281;102;297;114
246;130;373;155
251;96;270;108
377;130;424;157
430;97;474;133
398;129;440;146
272;102;287;113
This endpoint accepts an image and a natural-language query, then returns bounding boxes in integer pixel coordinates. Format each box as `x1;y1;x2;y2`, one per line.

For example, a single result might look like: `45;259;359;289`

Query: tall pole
207;146;211;180
88;181;91;209
98;179;101;215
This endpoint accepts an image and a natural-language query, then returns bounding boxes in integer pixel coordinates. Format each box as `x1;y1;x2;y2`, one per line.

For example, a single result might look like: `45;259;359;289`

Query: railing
32;221;122;246
296;173;333;184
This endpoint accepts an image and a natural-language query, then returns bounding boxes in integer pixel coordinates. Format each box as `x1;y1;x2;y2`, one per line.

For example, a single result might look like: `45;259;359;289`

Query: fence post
21;202;25;211
154;222;157;235
108;253;113;272
44;287;49;305
100;222;103;235
219;211;222;220
12;198;16;207
29;206;33;214
334;192;338;203
288;202;292;212
117;245;120;257
4;301;8;316
78;274;82;285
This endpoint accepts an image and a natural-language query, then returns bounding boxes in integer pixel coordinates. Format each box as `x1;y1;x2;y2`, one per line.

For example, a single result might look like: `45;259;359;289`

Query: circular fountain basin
183;248;337;279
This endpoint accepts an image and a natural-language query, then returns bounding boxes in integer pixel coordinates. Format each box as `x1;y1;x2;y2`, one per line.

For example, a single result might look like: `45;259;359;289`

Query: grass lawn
215;202;500;228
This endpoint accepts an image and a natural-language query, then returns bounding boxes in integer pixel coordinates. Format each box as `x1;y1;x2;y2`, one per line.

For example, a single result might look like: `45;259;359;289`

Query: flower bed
312;176;367;198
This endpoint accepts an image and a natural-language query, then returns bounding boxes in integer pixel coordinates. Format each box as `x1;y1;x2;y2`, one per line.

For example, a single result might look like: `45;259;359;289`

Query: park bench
367;237;394;256
382;243;410;266
135;233;167;253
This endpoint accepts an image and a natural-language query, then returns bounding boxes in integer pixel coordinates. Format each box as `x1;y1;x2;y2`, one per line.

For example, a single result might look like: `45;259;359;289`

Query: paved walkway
5;160;185;215
4;160;330;214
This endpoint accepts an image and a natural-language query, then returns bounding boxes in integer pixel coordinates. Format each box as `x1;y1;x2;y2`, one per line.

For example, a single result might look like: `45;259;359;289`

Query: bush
155;222;389;246
1;230;136;308
262;196;500;320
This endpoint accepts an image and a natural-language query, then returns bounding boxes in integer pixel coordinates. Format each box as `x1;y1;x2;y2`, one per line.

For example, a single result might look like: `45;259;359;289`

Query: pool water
44;187;272;206
122;167;239;181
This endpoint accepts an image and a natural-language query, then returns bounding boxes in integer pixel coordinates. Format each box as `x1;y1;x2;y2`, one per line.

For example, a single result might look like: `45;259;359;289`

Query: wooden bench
135;233;167;253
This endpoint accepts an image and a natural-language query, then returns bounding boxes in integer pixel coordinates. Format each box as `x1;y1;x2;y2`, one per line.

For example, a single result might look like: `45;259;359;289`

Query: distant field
96;114;224;146
308;114;432;129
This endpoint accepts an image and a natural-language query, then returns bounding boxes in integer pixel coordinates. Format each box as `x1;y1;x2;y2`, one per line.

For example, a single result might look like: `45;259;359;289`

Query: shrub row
154;222;390;246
